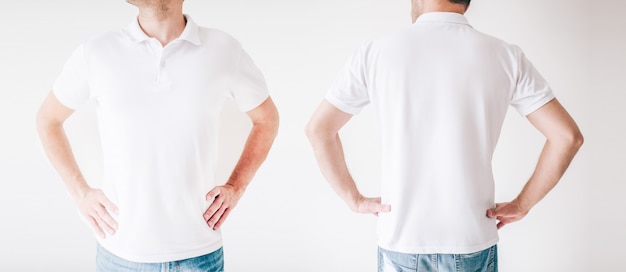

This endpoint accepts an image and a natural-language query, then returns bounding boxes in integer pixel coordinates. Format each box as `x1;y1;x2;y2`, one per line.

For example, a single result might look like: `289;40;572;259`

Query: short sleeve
510;47;555;116
53;44;91;109
230;47;269;112
325;42;371;115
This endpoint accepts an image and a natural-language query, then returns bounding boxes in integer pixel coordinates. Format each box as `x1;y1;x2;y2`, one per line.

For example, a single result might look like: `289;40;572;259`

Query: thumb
378;204;391;213
206;187;221;201
486;209;495;218
486;203;504;218
368;198;391;213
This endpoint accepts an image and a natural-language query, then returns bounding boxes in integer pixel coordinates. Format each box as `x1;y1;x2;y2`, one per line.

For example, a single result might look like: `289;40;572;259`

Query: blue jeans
96;244;224;272
378;245;498;272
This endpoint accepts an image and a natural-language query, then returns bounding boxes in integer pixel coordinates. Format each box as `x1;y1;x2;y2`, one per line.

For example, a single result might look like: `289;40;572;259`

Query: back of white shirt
326;12;554;254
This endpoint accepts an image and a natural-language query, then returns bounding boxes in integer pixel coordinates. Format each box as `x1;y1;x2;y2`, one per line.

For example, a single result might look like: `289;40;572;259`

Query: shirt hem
324;95;362;115
97;240;223;263
518;94;555;117
51;87;81;110
239;93;270;113
378;236;500;255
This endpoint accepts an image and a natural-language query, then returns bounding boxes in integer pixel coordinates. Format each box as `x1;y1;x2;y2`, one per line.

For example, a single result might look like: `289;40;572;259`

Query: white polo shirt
53;16;269;262
326;12;554;254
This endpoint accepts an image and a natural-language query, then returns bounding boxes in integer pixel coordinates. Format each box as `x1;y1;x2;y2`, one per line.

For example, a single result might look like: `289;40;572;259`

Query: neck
137;2;186;47
412;1;467;23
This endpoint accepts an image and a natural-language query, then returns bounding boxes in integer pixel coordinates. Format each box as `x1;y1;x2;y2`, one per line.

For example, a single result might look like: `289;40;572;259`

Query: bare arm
487;99;584;229
36;91;118;238
204;97;279;230
305;100;390;215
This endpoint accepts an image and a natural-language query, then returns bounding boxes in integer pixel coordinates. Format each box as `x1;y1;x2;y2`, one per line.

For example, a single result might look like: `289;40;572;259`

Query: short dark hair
448;0;470;6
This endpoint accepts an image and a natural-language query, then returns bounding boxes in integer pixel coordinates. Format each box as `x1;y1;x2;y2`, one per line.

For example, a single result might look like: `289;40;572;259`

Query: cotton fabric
326;12;554;254
54;15;268;262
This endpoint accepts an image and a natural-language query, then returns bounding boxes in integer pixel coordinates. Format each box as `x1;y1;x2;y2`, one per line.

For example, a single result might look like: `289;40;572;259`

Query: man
36;0;278;271
306;0;583;271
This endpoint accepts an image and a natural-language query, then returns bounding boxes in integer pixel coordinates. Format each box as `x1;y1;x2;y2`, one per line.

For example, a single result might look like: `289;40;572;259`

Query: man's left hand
203;184;243;230
486;200;529;229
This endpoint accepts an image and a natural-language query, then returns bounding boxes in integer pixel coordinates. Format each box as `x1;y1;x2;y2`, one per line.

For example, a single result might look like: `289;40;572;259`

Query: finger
97;205;119;232
366;198;391;214
206;187;221;201
87;216;106;239
371;203;391;214
208;207;227;229
95;207;117;235
487;203;508;218
496;221;506;229
496;216;517;229
92;213;115;237
486;209;496;218
99;195;119;215
203;197;224;221
213;208;232;230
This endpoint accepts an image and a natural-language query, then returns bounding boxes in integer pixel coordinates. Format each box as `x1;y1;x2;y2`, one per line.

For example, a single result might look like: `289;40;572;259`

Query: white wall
0;0;623;271
588;0;626;270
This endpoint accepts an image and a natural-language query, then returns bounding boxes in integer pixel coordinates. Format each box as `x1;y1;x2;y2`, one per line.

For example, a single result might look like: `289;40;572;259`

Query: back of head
448;0;470;7
411;0;471;23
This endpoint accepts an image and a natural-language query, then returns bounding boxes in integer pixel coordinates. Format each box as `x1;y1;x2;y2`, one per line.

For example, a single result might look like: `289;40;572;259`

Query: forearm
515;136;583;211
36;122;90;201
308;133;362;209
226;118;278;194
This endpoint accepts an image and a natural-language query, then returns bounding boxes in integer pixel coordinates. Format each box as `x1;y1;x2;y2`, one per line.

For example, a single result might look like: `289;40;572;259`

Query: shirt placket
148;39;173;91
153;41;165;84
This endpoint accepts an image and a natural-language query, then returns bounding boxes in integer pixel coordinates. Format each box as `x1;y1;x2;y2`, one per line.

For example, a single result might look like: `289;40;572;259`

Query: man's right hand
75;188;119;239
37;92;120;239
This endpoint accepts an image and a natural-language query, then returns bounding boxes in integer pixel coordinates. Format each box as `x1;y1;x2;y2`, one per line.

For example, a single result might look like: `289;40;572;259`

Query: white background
1;0;624;271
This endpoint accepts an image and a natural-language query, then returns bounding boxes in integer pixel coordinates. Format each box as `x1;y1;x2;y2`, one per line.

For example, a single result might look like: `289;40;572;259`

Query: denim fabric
378;245;497;272
96;244;224;272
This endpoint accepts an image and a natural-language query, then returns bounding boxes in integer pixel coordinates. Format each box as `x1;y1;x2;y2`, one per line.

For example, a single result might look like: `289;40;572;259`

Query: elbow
572;130;584;150
304;122;317;143
268;110;280;139
35;107;49;134
252;106;280;139
305;121;325;146
35;105;63;137
560;128;584;152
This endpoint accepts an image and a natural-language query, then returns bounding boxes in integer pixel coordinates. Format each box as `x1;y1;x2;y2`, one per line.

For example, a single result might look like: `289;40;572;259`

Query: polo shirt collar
414;12;470;26
125;14;202;46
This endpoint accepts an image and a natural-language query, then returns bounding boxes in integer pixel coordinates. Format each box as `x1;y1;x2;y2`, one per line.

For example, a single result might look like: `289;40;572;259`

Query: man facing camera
36;0;278;271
